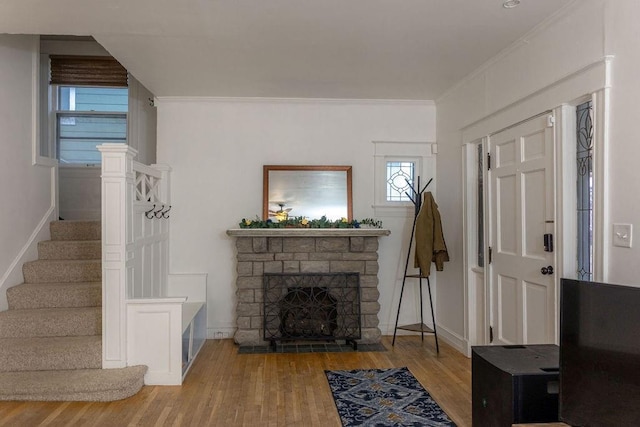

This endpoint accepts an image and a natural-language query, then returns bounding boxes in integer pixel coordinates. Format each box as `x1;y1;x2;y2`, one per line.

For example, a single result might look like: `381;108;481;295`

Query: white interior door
489;114;556;345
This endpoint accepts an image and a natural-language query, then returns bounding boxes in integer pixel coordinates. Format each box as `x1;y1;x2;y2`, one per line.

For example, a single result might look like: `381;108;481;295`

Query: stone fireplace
226;228;390;346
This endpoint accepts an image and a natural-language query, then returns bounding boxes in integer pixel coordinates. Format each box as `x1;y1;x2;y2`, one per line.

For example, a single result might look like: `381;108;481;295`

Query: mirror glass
263;165;352;221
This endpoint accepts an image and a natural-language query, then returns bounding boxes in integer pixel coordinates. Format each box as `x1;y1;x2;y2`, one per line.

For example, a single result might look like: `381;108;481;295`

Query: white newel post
98;144;137;368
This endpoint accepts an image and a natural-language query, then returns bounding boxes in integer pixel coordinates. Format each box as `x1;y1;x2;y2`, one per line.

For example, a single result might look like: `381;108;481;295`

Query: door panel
496;138;517;167
524;281;549;344
498;274;519;343
522;129;547;160
497;174;518;254
523;169;546;258
489;114;556;345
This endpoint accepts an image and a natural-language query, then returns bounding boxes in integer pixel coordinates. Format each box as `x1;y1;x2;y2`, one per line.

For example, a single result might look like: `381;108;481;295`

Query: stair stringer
0;205;56;311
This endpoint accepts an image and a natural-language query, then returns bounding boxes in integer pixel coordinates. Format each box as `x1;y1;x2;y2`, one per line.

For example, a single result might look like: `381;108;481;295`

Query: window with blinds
49;55;128;87
49;56;129;165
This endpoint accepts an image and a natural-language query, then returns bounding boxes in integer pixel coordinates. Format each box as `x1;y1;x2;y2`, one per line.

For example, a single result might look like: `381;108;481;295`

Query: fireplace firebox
263;273;361;349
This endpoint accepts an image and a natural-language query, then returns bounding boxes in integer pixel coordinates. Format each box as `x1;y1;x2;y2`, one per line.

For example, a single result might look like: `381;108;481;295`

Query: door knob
541;266;554;275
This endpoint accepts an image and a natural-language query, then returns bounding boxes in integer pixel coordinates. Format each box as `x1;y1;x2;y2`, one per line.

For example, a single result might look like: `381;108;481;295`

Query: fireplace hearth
264;273;360;348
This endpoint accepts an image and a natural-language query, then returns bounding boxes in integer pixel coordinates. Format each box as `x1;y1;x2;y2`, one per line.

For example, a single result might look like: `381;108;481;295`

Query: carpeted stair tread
0;336;101;372
38;240;101;260
7;282;101;309
0;219;147;402
0;307;101;338
0;365;147;402
22;259;101;284
50;220;101;241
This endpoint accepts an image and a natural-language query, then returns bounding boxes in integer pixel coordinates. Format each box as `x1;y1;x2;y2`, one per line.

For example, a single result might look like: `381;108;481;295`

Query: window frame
33;49;57;166
51;84;129;167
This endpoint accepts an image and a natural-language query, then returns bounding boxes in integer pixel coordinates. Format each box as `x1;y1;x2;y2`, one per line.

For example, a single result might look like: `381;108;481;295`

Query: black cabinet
472;344;559;427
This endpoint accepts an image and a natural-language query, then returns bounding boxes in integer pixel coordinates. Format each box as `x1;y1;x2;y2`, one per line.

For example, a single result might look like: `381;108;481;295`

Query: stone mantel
226;228;391;237
226;228;390;346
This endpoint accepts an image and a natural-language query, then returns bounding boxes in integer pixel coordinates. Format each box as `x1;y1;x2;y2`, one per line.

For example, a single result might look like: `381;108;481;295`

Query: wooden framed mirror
263;165;353;221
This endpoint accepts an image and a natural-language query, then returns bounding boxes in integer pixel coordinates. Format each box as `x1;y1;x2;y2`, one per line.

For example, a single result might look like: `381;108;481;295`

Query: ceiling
0;0;573;100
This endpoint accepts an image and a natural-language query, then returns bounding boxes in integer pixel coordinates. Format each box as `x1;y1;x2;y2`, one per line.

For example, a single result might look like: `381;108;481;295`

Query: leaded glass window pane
576;100;593;281
386;161;415;202
477;144;484;267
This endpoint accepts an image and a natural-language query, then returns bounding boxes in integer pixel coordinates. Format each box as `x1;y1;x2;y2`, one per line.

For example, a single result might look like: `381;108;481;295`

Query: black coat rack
391;176;439;353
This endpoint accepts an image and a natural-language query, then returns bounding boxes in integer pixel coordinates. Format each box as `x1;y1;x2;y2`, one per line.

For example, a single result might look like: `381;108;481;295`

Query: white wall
42;39;157;220
436;0;640;350
156;98;435;338
603;0;640;283
58;167;101;220
0;35;56;309
128;75;157;166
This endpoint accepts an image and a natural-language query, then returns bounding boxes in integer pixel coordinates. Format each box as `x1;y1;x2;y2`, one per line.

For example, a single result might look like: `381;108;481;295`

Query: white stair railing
131;162;171;299
97;144;171;369
99;144;205;385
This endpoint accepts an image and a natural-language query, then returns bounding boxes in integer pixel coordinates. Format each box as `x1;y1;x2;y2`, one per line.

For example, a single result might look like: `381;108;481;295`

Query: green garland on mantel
239;216;382;229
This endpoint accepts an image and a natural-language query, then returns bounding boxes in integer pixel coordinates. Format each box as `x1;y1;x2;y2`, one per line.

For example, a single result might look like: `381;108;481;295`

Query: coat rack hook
145;204;156;219
154;204;165;218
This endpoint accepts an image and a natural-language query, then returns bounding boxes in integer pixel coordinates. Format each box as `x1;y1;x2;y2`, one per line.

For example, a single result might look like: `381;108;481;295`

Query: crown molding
154;96;434;107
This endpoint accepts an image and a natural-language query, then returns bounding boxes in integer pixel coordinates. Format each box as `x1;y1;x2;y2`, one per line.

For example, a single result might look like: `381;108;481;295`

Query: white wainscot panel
498;275;518;344
127;300;184;385
103;267;124;365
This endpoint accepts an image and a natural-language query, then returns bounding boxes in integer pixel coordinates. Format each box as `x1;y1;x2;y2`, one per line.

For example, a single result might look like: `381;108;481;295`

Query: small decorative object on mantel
239;215;382;229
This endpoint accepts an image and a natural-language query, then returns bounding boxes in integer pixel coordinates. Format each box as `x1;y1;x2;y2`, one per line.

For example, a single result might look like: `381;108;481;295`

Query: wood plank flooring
0;336;472;426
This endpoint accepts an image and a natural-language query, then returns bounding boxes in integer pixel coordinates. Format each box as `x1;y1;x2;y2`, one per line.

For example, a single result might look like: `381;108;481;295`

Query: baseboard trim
208;325;237;339
380;321;468;356
435;324;468;356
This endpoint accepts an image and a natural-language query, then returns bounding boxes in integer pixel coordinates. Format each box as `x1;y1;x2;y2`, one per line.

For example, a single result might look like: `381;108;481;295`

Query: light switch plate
613;223;633;248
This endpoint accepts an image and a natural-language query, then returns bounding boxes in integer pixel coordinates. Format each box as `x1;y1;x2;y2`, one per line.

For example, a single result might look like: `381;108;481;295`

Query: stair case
0;220;146;401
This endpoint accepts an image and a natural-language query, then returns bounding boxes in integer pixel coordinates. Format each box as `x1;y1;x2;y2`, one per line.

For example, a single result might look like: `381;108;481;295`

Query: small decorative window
386;161;415;202
372;141;435;215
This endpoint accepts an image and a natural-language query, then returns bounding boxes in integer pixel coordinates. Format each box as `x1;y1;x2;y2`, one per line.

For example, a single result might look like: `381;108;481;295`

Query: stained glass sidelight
576;101;593;280
477;144;484;267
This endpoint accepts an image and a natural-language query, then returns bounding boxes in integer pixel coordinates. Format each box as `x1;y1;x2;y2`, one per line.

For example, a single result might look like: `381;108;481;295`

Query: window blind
50;55;128;87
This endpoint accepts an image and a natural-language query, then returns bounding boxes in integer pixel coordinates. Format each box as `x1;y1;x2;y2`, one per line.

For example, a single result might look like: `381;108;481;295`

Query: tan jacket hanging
414;192;449;277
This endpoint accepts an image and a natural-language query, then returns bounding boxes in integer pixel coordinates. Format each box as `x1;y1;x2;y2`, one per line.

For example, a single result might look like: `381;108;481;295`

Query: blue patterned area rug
325;367;456;426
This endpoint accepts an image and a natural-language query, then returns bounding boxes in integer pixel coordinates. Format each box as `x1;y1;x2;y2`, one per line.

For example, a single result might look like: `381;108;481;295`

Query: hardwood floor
0;336;472;426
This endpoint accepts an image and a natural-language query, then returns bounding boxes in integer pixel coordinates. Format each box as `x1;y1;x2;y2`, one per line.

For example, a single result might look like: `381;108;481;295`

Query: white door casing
489;113;556;345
